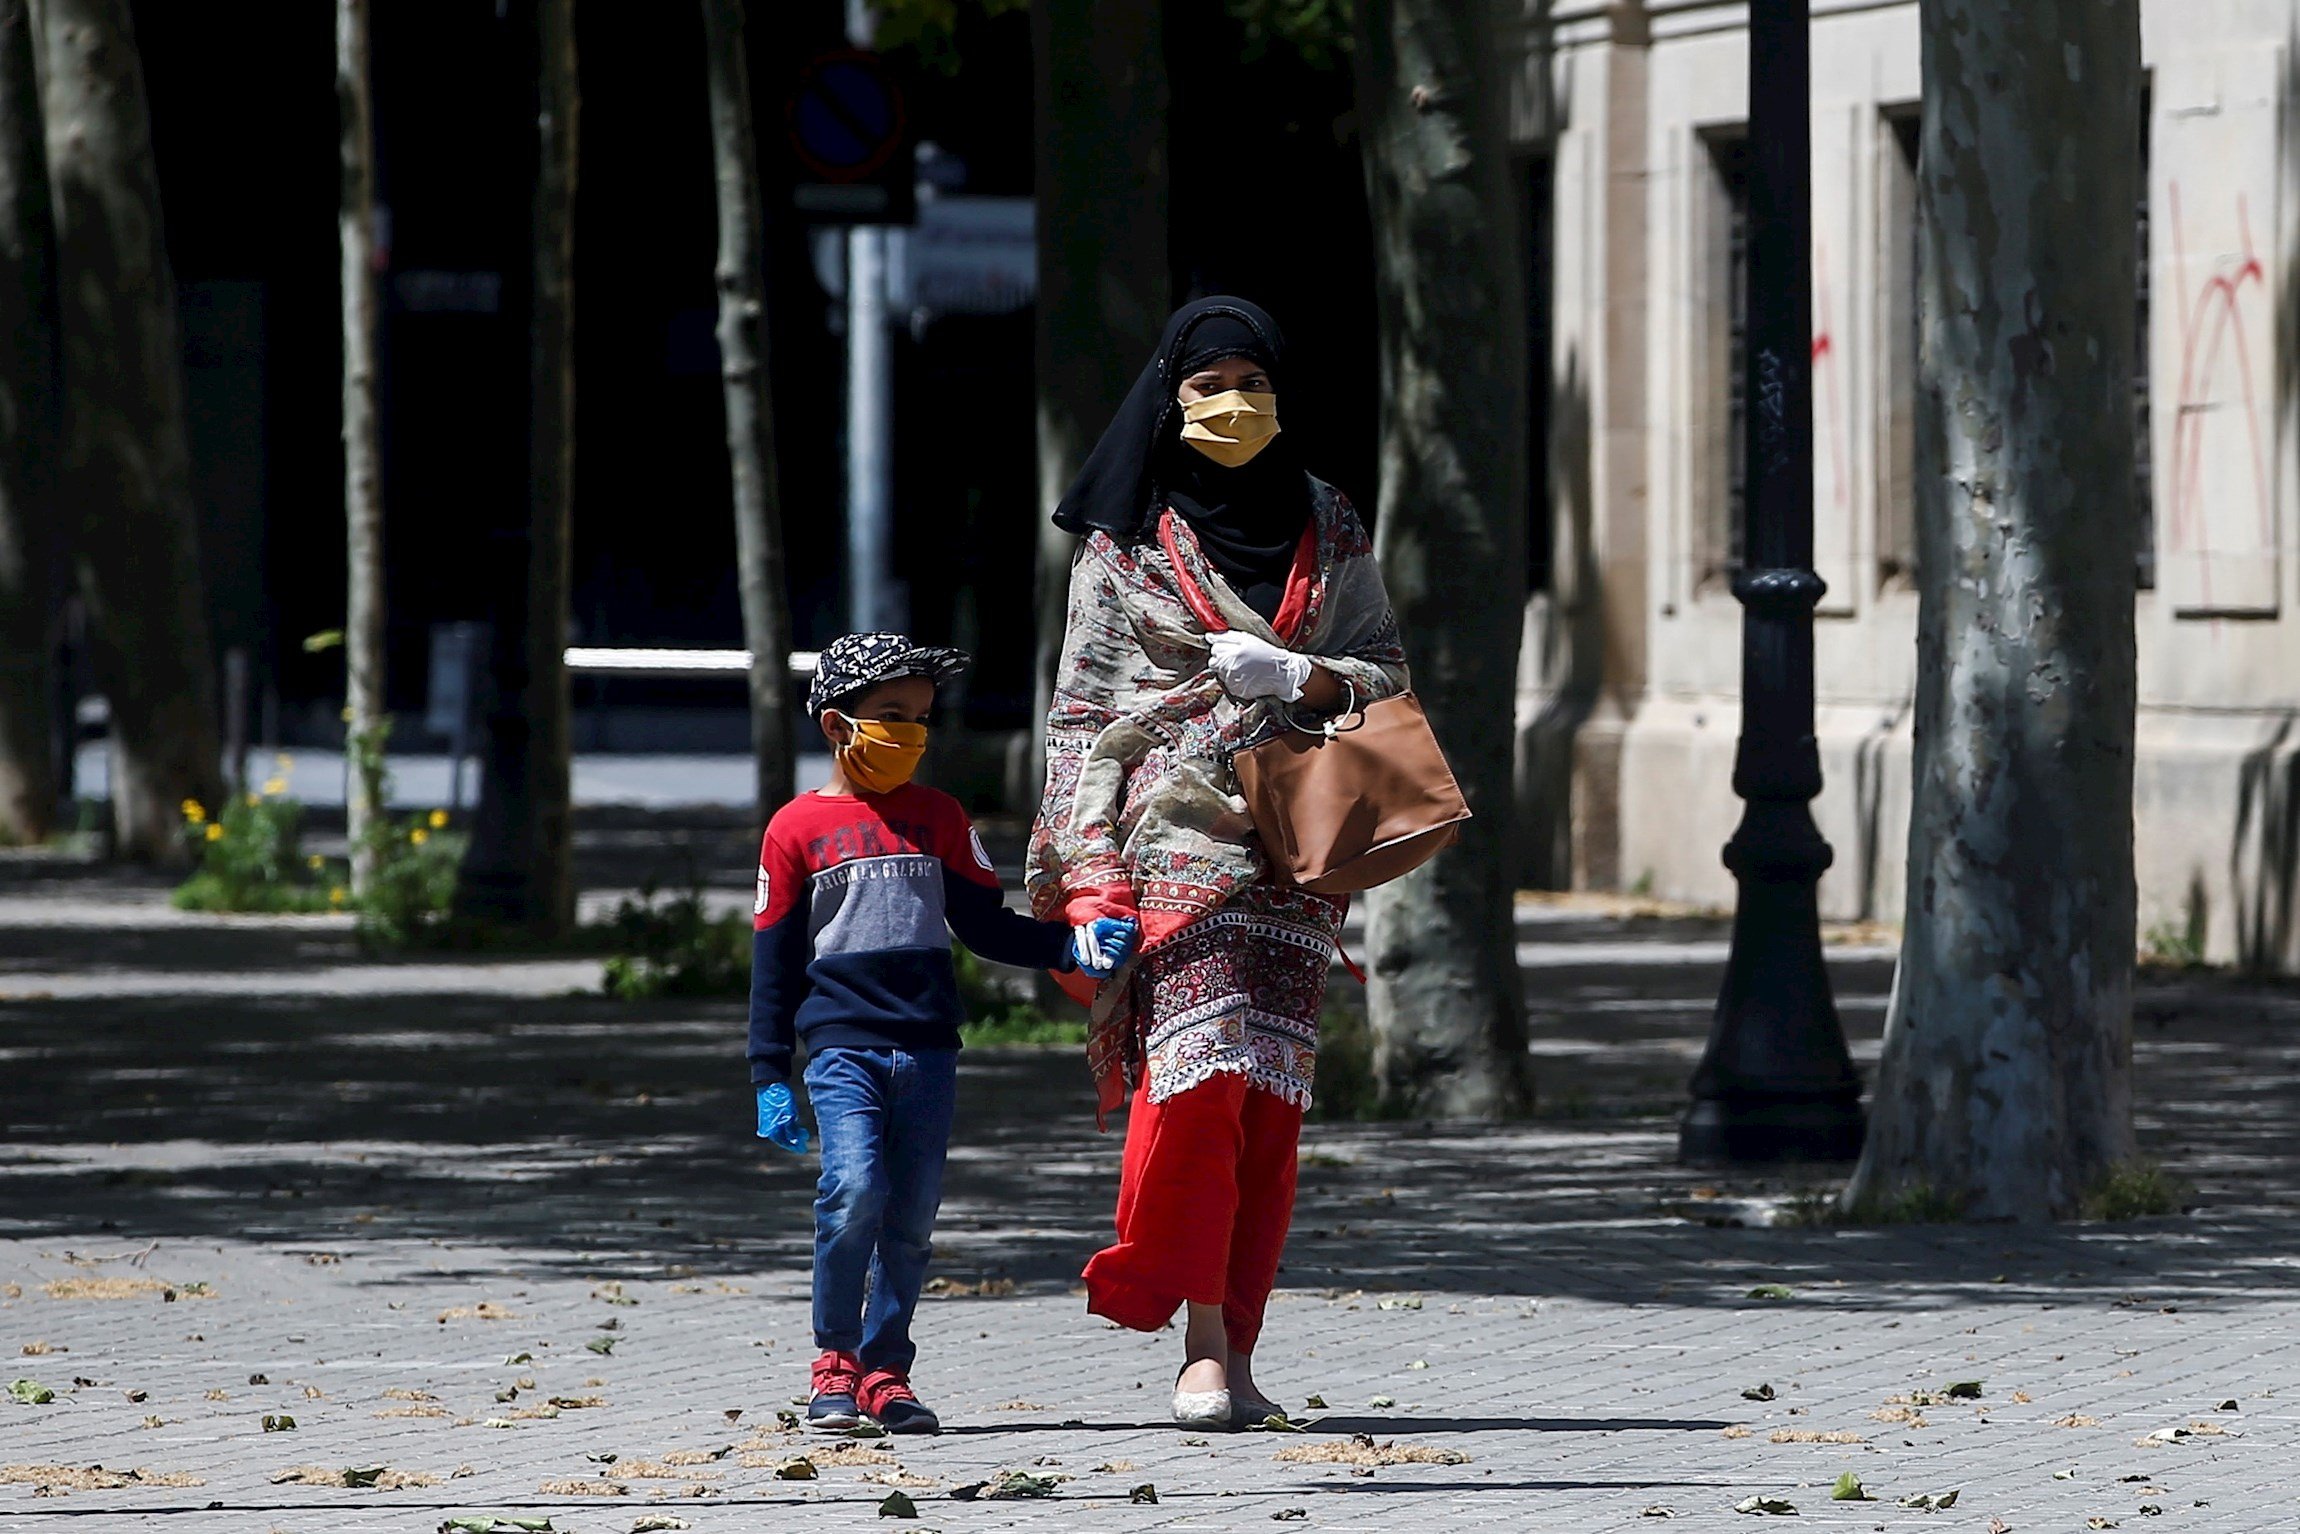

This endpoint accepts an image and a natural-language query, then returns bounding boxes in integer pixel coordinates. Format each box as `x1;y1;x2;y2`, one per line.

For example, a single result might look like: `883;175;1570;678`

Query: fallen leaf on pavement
773;1458;816;1480
438;1520;555;1534
585;1337;617;1356
1898;1490;1960;1511
877;1490;918;1518
2;1465;205;1493
536;1479;626;1496
262;1415;297;1433
1093;1460;1138;1473
1377;1296;1422;1310
1130;1483;1158;1504
1830;1473;1874;1501
1366;1395;1396;1408
1945;1381;1984;1400
1742;1383;1776;1402
1275;1437;1467;1468
631;1519;691;1533
1746;1285;1795;1301
1987;1519;2009;1534
1304;1395;1327;1409
2055;1414;2100;1428
1272;1511;1307;1522
1641;1507;1677;1519
1734;1495;1798;1515
8;1380;54;1405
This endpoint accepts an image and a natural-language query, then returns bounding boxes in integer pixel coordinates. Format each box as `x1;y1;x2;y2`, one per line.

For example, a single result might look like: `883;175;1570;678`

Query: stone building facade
1511;1;2300;970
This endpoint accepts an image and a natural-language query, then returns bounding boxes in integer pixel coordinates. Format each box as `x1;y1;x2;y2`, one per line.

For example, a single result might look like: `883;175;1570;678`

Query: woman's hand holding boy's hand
1069;917;1141;978
756;1083;810;1153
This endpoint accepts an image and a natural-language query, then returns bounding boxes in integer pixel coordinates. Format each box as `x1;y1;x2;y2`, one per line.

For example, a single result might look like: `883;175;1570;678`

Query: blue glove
756;1083;809;1153
1069;917;1141;978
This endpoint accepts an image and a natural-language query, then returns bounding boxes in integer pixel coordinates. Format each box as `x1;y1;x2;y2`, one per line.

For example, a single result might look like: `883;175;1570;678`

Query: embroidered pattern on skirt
1137;884;1345;1109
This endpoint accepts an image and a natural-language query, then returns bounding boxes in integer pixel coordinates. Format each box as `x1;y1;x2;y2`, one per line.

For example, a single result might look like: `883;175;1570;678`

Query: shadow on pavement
4;853;2298;1317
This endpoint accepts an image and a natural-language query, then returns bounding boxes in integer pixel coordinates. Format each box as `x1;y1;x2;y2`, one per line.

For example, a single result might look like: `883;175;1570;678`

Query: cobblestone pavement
1;847;2296;1533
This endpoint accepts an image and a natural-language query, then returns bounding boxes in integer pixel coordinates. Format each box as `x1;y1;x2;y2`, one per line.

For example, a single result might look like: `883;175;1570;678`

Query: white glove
1208;630;1313;702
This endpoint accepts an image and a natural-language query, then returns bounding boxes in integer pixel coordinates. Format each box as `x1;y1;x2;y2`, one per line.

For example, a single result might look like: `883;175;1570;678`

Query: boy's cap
807;632;971;717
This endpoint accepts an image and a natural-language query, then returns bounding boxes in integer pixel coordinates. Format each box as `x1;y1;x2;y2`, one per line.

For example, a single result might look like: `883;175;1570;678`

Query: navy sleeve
943;869;1074;973
748;834;813;1087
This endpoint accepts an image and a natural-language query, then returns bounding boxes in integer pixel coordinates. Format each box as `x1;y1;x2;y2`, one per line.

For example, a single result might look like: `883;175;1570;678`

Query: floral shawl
1025;478;1409;1120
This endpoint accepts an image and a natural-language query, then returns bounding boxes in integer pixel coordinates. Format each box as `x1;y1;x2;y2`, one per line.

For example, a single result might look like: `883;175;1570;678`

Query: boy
750;632;1137;1434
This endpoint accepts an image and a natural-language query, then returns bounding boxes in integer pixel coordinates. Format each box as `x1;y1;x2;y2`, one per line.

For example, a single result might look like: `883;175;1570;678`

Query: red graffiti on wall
1811;240;1849;518
2166;182;2272;609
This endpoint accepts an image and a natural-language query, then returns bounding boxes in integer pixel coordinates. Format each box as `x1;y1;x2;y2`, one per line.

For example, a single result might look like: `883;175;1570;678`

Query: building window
1696;127;1749;587
1878;108;1920;589
2133;75;2154;589
1524;152;1555;595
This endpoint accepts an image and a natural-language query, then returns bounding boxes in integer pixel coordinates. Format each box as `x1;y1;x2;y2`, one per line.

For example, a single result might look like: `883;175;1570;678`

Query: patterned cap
806;632;971;717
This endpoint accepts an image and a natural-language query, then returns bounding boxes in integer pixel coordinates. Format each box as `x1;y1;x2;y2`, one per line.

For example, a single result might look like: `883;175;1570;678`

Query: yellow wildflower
246;794;261;808
307;854;325;871
410;827;430;847
428;809;450;830
261;777;289;797
204;823;225;842
328;886;348;907
181;799;206;825
274;753;294;771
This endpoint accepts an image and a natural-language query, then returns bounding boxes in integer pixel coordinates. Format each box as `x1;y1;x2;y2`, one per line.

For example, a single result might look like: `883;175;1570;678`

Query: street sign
788;48;913;224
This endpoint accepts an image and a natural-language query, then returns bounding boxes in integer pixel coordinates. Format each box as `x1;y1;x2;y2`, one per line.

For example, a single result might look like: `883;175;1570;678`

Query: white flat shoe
1172;1386;1232;1430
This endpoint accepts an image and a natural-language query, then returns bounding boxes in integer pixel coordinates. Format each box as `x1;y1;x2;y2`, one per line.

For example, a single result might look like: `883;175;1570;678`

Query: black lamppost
1680;0;1866;1164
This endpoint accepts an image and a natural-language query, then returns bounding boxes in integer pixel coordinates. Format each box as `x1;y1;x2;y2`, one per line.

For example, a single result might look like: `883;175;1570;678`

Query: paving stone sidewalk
1;853;2296;1533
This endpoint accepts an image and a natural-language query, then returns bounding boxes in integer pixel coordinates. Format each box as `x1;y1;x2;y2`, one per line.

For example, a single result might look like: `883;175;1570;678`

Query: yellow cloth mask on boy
1178;389;1281;468
832;715;928;794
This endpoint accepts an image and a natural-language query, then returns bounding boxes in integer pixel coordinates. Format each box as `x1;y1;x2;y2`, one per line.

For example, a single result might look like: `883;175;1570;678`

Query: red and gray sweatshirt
748;783;1073;1087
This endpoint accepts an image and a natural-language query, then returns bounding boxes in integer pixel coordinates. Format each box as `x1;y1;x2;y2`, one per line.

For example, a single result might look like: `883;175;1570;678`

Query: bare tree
0;0;57;844
700;0;794;824
1844;0;2142;1222
1022;0;1166;802
338;0;386;892
457;0;576;934
1354;0;1531;1116
41;0;222;862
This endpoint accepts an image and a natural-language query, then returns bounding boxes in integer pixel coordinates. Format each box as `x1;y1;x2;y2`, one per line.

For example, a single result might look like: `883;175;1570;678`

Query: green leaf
979;1469;1061;1499
1898;1490;1961;1510
586;1336;617;1355
1303;1394;1328;1409
1746;1284;1795;1301
303;629;346;653
343;1465;386;1488
775;1459;816;1480
1367;1395;1396;1408
776;1408;801;1430
437;1521;555;1534
1742;1383;1776;1401
1830;1472;1873;1502
1377;1295;1422;1310
844;1421;889;1439
8;1378;54;1405
1945;1380;1984;1400
632;1519;692;1533
1253;1413;1306;1432
505;1352;533;1365
1131;1483;1160;1504
877;1490;918;1518
262;1413;296;1432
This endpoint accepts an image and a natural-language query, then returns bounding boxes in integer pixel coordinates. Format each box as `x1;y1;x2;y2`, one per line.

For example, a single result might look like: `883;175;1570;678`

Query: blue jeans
803;1046;958;1373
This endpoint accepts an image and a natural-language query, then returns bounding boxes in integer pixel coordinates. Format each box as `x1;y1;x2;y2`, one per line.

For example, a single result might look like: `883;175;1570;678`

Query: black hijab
1052;296;1313;621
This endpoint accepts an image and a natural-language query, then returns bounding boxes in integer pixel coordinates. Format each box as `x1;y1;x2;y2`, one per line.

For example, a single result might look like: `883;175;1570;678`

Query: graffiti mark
2166;181;2272;610
1811;240;1850;515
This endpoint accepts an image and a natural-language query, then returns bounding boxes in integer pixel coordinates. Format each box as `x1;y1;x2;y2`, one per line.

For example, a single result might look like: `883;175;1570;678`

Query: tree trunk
0;0;58;844
1022;0;1166;806
456;0;576;935
1355;0;1531;1118
1843;0;2141;1222
700;0;793;826
338;0;386;892
41;0;222;863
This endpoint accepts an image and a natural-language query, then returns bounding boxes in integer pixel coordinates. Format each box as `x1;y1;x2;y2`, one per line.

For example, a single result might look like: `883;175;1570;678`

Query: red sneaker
857;1366;941;1434
807;1349;861;1429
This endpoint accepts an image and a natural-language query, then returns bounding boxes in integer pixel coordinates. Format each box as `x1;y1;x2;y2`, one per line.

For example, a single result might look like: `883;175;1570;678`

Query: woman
1026;296;1409;1429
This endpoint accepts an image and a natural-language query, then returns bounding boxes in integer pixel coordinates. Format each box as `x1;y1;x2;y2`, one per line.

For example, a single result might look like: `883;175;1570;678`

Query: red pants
1081;1072;1302;1355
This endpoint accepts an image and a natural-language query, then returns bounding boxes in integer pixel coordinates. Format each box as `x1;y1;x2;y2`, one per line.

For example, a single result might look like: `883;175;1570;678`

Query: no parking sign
788;48;913;223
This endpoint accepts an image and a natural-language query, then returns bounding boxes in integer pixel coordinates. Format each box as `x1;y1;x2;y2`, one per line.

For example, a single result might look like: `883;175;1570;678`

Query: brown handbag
1231;687;1472;895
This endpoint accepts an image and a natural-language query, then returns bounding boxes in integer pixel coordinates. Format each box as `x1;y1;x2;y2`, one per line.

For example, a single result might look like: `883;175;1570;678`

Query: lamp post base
1680;1092;1865;1165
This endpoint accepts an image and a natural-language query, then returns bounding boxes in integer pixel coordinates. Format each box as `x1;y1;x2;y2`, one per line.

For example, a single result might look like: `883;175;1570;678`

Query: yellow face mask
831;715;928;795
1178;389;1281;468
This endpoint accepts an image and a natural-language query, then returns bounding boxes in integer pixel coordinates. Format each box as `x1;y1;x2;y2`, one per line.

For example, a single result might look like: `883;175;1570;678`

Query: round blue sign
790;50;906;184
